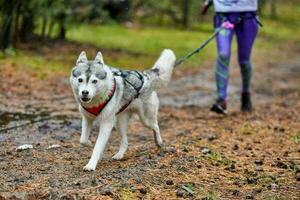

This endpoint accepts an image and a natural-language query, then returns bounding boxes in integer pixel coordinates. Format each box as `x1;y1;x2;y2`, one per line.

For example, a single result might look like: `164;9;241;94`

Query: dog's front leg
80;115;93;146
83;118;114;171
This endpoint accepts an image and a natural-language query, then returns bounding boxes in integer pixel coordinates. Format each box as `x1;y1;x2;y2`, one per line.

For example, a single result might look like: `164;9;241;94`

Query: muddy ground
0;42;299;200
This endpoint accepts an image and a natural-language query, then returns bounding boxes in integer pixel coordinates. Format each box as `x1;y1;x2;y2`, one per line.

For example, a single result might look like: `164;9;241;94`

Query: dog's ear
94;51;104;65
76;51;88;65
72;68;81;78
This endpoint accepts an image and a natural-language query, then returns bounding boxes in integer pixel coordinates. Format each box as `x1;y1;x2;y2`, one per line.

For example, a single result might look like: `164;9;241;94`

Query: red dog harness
82;78;116;116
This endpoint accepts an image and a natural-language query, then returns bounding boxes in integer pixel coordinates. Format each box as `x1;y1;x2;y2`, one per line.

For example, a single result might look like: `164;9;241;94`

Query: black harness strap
113;70;144;114
220;12;263;30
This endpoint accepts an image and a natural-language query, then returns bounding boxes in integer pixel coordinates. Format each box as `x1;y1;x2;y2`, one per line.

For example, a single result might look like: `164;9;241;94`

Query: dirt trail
0;46;299;199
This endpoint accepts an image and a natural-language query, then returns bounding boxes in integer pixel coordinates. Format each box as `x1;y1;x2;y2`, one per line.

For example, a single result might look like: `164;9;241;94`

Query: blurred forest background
0;0;284;48
0;0;299;71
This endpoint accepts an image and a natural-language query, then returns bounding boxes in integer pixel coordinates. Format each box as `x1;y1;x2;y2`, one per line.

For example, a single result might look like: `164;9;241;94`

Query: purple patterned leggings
214;12;258;101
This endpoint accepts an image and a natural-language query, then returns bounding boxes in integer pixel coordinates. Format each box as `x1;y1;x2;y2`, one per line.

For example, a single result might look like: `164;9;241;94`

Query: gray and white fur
70;49;176;171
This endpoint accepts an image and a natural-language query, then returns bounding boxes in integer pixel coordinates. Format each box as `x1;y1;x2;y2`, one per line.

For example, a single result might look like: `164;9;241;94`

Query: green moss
119;188;139;200
206;151;232;166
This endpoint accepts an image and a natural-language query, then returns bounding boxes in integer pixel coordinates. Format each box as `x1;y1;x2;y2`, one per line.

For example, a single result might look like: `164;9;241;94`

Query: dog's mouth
81;97;91;103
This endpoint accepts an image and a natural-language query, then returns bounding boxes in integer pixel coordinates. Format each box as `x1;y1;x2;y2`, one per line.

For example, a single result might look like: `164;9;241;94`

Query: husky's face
70;51;109;104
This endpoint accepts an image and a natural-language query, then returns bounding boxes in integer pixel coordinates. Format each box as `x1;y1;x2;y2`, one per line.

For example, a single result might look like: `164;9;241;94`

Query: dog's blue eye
78;78;83;83
92;80;98;84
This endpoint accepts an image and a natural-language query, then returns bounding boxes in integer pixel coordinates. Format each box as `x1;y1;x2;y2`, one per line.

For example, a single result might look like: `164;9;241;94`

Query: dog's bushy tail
148;49;176;89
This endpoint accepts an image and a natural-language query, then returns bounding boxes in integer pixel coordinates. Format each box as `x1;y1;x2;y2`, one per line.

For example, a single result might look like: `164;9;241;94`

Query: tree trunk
89;0;99;22
0;1;15;49
13;1;22;45
258;0;267;15
20;12;35;43
270;0;277;18
41;17;47;40
182;0;190;28
47;20;55;38
58;24;66;40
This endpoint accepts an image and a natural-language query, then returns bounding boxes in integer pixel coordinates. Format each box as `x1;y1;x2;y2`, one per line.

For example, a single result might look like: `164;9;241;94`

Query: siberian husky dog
70;49;176;171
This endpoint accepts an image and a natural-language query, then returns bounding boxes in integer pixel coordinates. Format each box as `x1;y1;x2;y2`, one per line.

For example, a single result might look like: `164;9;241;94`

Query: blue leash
174;26;224;67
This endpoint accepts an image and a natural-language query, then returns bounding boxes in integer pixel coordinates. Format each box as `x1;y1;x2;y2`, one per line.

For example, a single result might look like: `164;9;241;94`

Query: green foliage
202;190;220;200
0;0;110;48
3;47;17;56
131;0;200;26
291;134;300;144
207;151;232;166
181;184;195;196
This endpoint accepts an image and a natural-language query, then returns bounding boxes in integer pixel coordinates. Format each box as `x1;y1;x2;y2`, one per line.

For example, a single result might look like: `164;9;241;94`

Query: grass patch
67;23;215;68
291;134;300;144
205;150;232;166
202;190;220;200
289;161;299;175
258;173;278;186
181;183;196;196
0;49;66;79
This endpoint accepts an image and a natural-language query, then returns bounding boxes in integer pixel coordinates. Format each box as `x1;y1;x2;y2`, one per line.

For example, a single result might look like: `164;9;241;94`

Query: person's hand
222;21;235;29
201;0;213;15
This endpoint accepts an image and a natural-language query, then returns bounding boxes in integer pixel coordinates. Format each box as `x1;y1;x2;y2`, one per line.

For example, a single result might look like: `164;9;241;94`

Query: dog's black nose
82;90;89;96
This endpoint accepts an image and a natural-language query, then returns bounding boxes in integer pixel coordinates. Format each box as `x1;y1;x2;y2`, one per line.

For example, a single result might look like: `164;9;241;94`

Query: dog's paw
155;140;164;148
83;164;96;171
80;139;92;147
112;152;124;160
